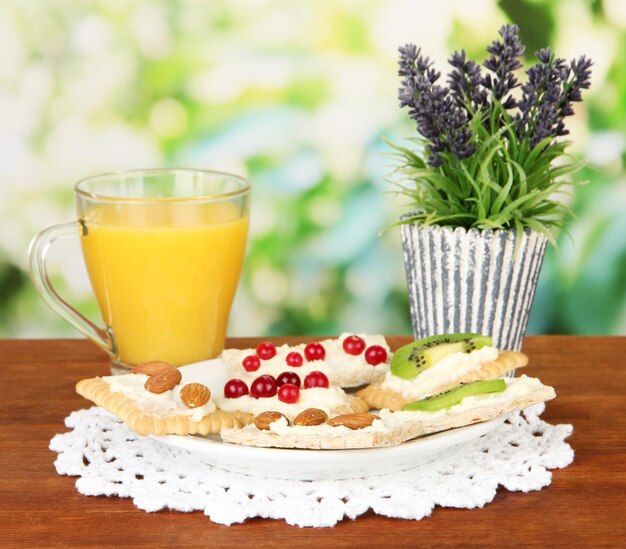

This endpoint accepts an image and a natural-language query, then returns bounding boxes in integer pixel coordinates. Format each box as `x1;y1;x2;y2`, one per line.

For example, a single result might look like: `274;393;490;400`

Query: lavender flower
516;48;593;146
398;45;476;166
396;24;591;166
482;24;525;109
391;25;593;238
448;49;488;112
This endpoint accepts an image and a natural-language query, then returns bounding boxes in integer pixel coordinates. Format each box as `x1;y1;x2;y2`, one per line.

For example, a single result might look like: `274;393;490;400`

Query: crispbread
407;383;554;438
322;368;387;388
217;392;370;421
221;419;390;450
222;335;390;389
76;377;252;437
220;378;555;449
357;350;528;411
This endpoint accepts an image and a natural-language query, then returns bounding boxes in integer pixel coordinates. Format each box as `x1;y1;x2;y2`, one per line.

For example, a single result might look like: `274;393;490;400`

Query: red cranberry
250;375;277;398
304;342;326;362
364;345;388;366
303;371;329;389
286;351;303;367
343;335;366;355
278;383;300;404
242;355;261;372
256;342;277;360
276;371;301;388
224;379;249;399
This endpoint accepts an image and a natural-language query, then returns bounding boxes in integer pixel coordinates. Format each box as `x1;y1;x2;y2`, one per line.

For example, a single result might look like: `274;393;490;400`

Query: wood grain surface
0;336;625;548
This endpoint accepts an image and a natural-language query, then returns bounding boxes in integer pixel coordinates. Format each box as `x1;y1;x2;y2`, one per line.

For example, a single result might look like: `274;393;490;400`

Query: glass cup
29;168;250;374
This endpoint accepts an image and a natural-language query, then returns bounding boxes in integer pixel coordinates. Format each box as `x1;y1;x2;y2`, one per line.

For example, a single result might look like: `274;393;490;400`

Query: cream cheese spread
103;374;216;422
223;333;391;381
242;376;546;436
215;386;351;418
379;375;545;425
380;346;500;400
266;415;388;435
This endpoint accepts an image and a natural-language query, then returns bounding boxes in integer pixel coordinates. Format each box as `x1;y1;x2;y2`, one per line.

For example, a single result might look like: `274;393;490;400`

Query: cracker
323;368;387;388
412;384;554;438
357;350;528;411
223;336;390;389
221;421;392;450
355;384;409;412
220;379;555;449
457;350;528;382
332;395;370;415
76;377;252;437
219;394;370;422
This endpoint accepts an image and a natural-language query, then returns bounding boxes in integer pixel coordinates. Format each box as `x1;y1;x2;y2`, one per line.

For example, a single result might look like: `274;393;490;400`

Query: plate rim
153;414;505;461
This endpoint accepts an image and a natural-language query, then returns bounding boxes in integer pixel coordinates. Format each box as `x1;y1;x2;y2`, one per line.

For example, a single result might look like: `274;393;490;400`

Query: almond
254;411;288;431
131;361;174;376
144;367;182;394
293;408;328;427
180;383;211;408
326;413;379;430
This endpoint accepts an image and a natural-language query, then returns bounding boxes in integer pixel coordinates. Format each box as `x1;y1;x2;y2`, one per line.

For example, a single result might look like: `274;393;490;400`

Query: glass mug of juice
29;169;250;373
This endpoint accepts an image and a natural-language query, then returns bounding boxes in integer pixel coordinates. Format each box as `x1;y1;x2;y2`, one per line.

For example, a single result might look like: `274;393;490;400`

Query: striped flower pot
400;223;548;351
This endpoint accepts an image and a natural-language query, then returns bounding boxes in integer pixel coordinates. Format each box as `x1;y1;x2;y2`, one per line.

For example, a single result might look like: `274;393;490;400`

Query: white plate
151;358;506;481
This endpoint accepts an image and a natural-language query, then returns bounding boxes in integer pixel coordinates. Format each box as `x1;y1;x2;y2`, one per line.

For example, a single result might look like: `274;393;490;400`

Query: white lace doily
49;405;573;527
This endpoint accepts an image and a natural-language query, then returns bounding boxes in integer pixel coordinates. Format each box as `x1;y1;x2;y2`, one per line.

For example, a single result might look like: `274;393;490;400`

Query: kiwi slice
402;379;507;412
390;333;493;380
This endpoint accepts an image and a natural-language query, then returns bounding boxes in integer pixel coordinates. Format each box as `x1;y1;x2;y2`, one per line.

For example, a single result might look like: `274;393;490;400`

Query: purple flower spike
398;45;476;166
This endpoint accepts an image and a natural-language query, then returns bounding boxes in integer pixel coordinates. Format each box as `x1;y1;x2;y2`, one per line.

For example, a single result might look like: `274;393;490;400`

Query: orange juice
80;202;248;366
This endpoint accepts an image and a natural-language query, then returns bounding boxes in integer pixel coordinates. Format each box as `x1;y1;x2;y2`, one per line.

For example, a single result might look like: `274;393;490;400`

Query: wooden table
1;336;625;548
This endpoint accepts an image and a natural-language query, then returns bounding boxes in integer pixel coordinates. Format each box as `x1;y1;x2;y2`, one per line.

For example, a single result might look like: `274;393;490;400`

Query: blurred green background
0;0;624;338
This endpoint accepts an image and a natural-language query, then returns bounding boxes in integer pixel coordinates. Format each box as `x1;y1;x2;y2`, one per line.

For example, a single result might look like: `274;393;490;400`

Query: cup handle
28;221;114;355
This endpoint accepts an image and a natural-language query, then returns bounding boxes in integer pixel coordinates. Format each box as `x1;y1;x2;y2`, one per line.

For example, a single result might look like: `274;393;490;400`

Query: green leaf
521;137;554;171
385;127;585;245
491;162;515;215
